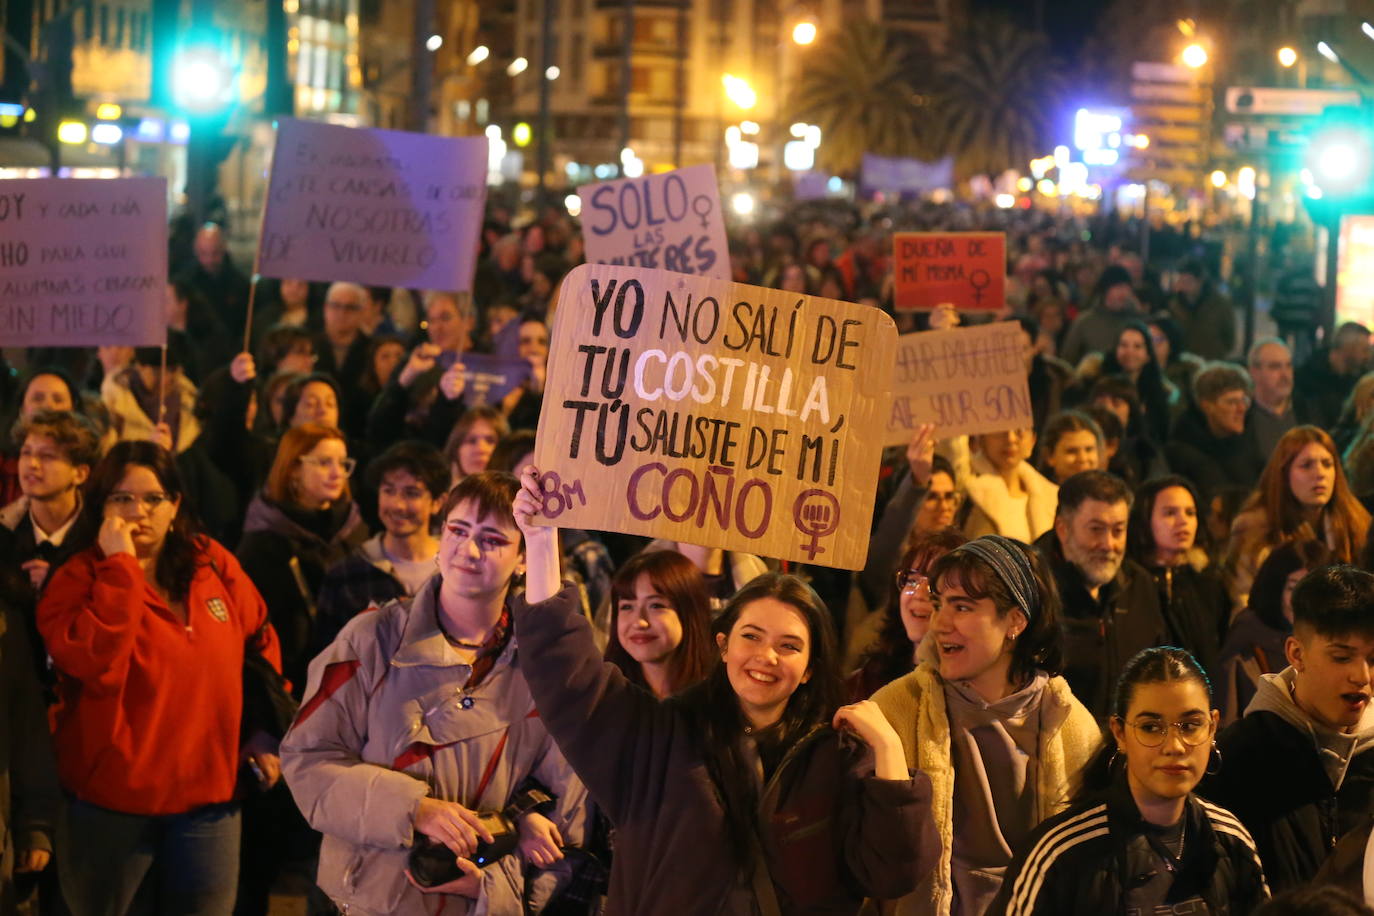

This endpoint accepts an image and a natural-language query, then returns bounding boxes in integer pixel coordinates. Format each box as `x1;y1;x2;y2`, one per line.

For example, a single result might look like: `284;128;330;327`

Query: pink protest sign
258;118;488;290
0;177;167;347
578;164;729;279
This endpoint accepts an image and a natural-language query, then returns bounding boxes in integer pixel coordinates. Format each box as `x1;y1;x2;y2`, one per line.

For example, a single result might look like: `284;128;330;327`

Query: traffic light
1304;106;1374;210
171;45;235;119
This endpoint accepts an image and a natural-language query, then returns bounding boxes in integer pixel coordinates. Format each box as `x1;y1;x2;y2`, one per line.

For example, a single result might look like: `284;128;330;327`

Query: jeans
57;799;241;916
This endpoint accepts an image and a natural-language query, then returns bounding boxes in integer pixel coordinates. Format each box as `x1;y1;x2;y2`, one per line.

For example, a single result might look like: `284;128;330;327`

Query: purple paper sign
578;164;728;279
0;177;167;347
860;154;955;194
258;118;488;291
452;353;532;405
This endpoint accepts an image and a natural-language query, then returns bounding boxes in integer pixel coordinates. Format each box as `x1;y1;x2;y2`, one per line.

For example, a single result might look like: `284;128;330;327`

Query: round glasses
895;571;931;593
1119;716;1213;748
299;456;357;475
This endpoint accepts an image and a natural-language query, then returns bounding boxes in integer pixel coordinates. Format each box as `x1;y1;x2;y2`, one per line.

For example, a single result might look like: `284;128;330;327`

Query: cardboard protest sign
884;322;1032;446
579;164;729;279
893;231;1006;311
258;118;487;290
454;353;532;405
532;264;897;570
0;177;166;347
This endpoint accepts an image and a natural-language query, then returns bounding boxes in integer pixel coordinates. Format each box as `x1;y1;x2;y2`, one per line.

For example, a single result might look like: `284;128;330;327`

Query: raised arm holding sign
531;264;896;570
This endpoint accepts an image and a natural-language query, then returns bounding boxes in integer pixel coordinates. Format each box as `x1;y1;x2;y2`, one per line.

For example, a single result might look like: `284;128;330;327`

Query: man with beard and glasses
315;441;450;653
1035;470;1167;719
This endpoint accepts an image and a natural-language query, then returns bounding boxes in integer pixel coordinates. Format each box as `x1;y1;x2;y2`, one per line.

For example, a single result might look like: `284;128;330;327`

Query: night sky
971;0;1109;57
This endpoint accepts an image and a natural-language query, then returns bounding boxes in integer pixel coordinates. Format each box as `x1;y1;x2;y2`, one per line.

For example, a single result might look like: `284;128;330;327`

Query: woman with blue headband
871;534;1100;916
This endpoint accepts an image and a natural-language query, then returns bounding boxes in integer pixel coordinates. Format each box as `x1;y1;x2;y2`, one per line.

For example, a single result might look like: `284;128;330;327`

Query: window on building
115;7;125;48
98;4;109;46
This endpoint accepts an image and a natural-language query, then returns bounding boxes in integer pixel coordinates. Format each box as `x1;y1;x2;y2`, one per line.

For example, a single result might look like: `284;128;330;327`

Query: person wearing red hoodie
38;441;282;916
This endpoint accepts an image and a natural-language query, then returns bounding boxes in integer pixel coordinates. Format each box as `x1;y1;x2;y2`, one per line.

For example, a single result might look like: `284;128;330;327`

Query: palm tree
785;20;936;177
930;17;1069;180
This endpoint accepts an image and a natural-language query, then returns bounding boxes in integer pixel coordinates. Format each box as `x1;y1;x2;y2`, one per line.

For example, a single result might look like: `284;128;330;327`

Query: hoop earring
1108;750;1120;771
1206;741;1223;776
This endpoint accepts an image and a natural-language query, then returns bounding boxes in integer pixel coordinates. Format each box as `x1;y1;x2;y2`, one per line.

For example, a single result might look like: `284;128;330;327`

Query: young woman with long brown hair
605;549;714;698
1224;426;1369;608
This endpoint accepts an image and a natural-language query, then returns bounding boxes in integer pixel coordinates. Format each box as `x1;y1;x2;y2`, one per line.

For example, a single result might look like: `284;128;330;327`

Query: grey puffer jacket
280;578;589;915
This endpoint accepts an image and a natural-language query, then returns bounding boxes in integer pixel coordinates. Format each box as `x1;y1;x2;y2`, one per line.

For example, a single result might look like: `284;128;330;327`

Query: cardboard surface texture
0;177;167;347
884;322;1033;446
257;118;487;290
532;264;897;570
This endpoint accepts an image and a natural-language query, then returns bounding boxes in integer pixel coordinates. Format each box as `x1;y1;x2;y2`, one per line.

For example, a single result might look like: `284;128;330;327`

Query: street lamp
1181;43;1209;68
722;74;757;110
426;34;443;52
791;20;817;45
1278;46;1298;67
1317;41;1340;63
466;45;489;65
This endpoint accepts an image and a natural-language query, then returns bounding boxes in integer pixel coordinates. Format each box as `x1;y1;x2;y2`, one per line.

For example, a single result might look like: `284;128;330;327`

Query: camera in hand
408;789;554;887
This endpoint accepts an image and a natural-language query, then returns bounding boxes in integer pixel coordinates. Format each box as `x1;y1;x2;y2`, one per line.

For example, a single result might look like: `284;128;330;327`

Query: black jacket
1141;560;1228;681
1165;407;1266;504
1296;348;1362;430
1204;708;1374;894
989;776;1269;915
1035;531;1168;720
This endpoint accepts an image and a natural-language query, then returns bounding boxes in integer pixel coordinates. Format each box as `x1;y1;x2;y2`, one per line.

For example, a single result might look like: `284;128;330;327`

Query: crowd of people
0;197;1370;916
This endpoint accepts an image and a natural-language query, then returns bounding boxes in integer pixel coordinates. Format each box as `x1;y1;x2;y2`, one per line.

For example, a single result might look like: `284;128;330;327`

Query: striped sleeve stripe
1007;806;1109;916
1198;801;1261;850
1210;823;1273;899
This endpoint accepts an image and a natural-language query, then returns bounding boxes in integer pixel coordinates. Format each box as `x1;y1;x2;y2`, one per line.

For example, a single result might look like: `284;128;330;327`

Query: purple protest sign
0;177;167;347
578;164;728;279
258;118;488;291
452;352;532;405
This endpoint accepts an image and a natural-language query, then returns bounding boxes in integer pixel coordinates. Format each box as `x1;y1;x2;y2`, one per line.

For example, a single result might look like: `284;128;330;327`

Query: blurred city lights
803;125;821;148
1181;43;1209;68
1016;177;1033;192
740;120;760;135
784;141;814;171
1317;143;1360;182
1210;170;1228;188
1277;46;1298;67
790;123;808;138
731;192;755;216
57;121;88;144
545;66;560;80
512;122;531;147
994;193;1015;209
1318;42;1340;63
791;21;817;45
507;57;528;76
467;45;489;65
722;74;757;110
91;123;123;144
172;47;234;115
426;34;443;52
1363;22;1374;41
1238;165;1257;200
564;194;581;217
95;103;122;120
484;124;502;140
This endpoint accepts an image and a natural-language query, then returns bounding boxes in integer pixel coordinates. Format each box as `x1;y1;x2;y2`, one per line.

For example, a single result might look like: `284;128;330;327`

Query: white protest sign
532;264;897;570
0;177;166;347
578;164;729;279
258;118;487;290
884;322;1033;446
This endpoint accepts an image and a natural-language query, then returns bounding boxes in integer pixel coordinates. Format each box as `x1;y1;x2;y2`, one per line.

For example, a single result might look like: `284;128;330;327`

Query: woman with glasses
237;424;368;695
989;647;1269;915
847;530;966;702
1225;426;1369;609
37;441;283;914
281;472;589;913
870;534;1098;916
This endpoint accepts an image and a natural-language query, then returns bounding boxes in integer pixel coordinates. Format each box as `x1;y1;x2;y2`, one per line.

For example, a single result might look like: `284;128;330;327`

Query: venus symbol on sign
793;489;841;560
691;195;713;229
969;269;991;305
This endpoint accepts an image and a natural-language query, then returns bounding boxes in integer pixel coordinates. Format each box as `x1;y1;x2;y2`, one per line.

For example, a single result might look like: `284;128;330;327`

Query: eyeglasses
325;300;363;313
1118;716;1213;748
107;491;174;512
925;491;962;506
895;571;931;593
1216;394;1252;410
299;456;357;475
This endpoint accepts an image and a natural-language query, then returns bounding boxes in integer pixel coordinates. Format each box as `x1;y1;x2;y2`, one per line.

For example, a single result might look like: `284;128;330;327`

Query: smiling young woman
870;534;1100;916
509;466;940;915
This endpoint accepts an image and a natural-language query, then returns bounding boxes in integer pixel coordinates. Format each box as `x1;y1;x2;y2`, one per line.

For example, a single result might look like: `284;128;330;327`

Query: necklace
434;606;485;650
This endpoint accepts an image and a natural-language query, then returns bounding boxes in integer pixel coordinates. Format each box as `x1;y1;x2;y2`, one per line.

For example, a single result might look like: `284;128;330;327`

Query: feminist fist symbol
793;490;841;561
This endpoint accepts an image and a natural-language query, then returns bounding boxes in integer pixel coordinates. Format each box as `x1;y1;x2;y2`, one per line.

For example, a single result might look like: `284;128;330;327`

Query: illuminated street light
91;123;123;144
545;66;560;80
1318;42;1340;63
95;102;122;120
791;20;817;45
1364;22;1374;41
1210;170;1228;188
722;74;757;110
512;122;532;147
1278;46;1298;67
731;192;755;216
1181;43;1209;68
57;121;88;144
507;57;528;76
467;45;489;65
172;46;234;115
426;34;443;52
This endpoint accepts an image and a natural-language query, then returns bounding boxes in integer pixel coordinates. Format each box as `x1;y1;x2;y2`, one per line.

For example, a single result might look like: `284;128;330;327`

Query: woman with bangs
605;550;714;698
1225;425;1370;609
871;535;1099;916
